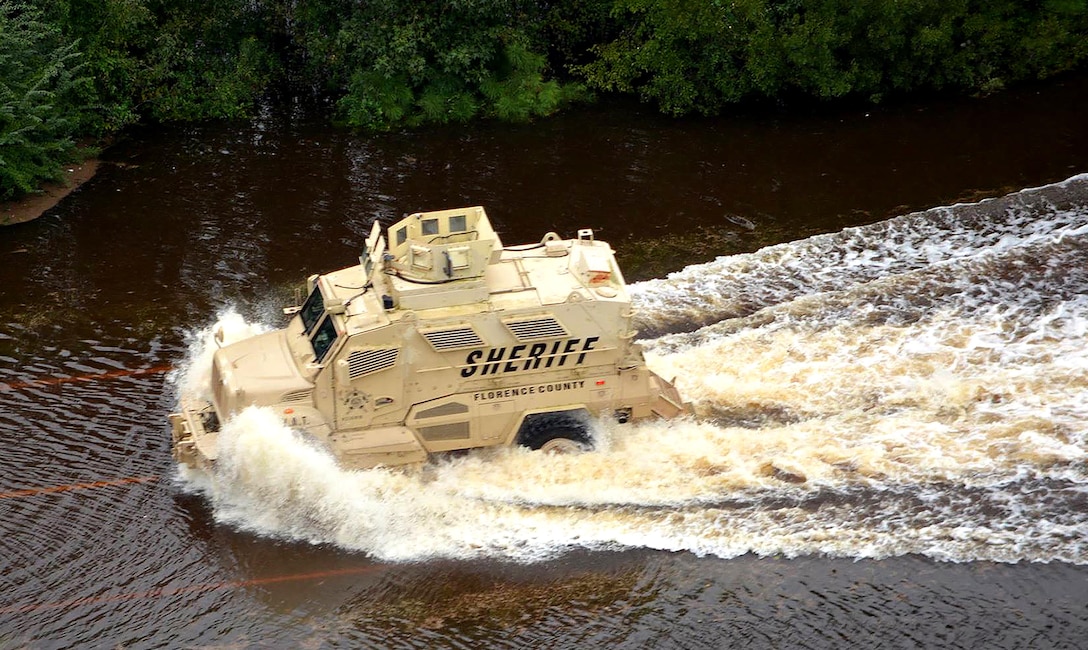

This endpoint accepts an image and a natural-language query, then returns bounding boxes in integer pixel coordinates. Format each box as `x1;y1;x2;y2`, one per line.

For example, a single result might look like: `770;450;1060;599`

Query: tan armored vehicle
170;206;687;471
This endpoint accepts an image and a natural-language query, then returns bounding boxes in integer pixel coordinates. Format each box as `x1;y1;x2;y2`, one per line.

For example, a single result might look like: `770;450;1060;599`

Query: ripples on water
175;174;1088;566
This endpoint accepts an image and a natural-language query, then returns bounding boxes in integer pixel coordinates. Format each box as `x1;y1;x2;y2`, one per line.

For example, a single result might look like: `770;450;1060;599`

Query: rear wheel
516;411;593;454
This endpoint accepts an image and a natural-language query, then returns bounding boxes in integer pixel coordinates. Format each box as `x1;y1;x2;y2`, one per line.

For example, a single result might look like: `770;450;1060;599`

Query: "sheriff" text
460;337;599;377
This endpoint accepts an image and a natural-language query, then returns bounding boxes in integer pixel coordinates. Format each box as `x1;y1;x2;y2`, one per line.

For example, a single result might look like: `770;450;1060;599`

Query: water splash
630;172;1088;337
175;175;1088;564
168;308;269;404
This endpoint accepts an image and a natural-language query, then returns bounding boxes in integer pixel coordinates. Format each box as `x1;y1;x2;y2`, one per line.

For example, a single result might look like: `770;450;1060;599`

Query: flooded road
2;73;1088;647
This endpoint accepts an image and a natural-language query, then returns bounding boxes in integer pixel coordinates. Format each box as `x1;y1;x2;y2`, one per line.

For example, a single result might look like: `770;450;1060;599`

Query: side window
310;315;339;363
300;287;324;334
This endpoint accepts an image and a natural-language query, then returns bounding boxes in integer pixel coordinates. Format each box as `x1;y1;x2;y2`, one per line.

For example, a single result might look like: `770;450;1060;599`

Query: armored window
410;244;433;270
449;215;467;232
420;325;484;352
503;315;568;341
447;246;471;270
300;286;324;334
395;226;406;247
422;218;439;236
310;315;339;363
346;347;399;379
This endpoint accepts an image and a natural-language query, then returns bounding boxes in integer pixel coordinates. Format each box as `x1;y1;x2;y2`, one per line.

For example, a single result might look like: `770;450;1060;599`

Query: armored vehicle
170;206;687;471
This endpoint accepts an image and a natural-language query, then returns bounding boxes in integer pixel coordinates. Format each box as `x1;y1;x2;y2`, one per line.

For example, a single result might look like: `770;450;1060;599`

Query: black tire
516;411;593;453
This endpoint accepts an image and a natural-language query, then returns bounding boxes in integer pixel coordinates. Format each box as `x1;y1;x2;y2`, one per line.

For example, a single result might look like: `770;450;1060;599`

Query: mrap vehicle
170;206;687;471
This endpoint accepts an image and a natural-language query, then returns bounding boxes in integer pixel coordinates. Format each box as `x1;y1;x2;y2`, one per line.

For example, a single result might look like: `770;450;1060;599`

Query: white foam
168;308;269;404
173;178;1088;564
630;176;1088;336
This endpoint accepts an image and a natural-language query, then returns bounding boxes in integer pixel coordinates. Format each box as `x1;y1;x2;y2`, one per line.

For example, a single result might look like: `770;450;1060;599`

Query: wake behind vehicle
170;206;687;471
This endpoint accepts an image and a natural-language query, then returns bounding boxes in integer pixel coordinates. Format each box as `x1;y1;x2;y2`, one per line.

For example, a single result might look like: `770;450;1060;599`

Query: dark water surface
2;73;1088;648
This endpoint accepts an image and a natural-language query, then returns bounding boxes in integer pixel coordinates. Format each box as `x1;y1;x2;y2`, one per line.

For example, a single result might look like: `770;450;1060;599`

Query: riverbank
0;160;99;226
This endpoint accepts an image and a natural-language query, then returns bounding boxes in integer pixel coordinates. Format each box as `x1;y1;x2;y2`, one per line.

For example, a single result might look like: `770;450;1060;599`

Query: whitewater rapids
173;174;1088;564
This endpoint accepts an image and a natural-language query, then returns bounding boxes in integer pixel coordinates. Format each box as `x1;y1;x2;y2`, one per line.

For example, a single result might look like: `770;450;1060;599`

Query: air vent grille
280;389;312;403
347;348;398;379
418;421;471;441
421;326;484;351
503;316;567;341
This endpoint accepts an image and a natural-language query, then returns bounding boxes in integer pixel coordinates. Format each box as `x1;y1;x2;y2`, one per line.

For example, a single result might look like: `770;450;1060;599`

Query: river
1;73;1087;648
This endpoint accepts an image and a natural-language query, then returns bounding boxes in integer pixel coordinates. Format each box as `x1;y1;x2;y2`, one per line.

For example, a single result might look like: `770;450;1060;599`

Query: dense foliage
3;0;1087;199
0;3;88;199
291;0;588;128
581;0;1088;115
45;0;279;129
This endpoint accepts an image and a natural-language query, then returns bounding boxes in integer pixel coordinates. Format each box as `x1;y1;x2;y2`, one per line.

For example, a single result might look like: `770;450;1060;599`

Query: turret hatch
382;206;504;310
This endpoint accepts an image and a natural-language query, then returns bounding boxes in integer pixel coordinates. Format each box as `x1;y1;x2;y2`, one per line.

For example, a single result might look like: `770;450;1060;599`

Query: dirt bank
0;160;100;226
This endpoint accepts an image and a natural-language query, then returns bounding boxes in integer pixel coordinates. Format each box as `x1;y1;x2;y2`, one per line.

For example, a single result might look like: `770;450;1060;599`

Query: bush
579;0;1088;115
293;0;583;129
0;3;90;199
46;0;280;128
8;0;1088;200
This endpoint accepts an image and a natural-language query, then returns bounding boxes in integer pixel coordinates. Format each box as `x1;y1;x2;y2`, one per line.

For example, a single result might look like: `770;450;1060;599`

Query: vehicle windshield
299;286;325;334
310;315;339;364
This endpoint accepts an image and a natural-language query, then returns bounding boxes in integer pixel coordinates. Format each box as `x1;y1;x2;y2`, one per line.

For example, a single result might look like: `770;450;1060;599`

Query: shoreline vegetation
0;159;97;226
3;1;1087;224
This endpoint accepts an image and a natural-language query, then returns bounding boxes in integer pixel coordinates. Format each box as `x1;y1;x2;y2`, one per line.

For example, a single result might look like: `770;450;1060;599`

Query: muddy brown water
2;74;1088;648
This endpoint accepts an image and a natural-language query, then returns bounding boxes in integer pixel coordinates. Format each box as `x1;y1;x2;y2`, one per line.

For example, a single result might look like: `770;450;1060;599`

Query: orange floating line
0;475;160;500
0;364;174;391
0;566;385;614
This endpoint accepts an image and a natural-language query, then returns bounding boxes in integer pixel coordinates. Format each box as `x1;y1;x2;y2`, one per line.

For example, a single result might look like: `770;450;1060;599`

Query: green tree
138;0;280;121
293;0;584;129
9;0;1088;202
44;0;279;129
0;2;90;199
41;0;154;132
579;0;1088;115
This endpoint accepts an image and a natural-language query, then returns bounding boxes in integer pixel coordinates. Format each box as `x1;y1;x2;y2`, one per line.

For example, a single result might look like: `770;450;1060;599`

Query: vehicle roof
322;234;629;336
